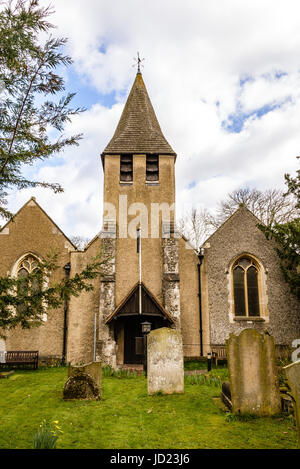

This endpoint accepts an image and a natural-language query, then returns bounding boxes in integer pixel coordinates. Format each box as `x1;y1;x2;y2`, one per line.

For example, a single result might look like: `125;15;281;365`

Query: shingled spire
102;72;176;156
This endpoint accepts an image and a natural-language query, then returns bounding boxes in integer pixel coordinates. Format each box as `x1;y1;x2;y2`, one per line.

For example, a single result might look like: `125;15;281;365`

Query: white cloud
239;73;300;113
4;0;300;237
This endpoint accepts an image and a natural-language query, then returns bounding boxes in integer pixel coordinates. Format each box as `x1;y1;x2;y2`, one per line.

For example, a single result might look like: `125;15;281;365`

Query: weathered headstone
63;362;102;400
147;327;184;395
284;360;300;445
226;329;281;416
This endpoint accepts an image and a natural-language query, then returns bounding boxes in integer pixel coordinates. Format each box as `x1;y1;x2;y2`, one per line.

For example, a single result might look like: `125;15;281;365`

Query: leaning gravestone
284;360;300;445
226;329;281;416
147;327;184;395
63;362;102;400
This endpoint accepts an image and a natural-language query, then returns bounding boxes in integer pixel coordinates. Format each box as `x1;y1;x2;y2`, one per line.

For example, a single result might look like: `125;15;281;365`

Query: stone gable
203;205;300;346
0;198;75;362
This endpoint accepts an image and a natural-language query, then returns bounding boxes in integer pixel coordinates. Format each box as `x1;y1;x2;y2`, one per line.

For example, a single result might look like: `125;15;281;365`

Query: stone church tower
96;70;182;367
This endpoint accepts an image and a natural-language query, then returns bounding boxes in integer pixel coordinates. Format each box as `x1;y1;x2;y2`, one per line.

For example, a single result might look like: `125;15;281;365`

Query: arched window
232;256;260;317
17;254;39;277
13;254;46;321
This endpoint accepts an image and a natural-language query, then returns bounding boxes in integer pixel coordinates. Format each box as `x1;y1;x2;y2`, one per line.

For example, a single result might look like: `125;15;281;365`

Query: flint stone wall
162;236;181;328
204;206;300;346
97;235;117;367
227;329;281;415
147;327;184;395
284;360;300;445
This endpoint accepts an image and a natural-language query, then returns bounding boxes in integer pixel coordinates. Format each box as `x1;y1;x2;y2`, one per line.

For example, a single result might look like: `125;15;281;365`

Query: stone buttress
97;221;117;367
162;222;181;328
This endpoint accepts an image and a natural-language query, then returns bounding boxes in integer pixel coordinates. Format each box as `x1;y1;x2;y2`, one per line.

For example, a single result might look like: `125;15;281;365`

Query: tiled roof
102;72;176;156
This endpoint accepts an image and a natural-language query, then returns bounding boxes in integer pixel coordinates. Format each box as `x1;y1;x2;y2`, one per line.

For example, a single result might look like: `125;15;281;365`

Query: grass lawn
0;367;298;449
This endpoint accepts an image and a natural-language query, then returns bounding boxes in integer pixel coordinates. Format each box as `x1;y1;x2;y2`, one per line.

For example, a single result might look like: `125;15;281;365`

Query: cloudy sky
4;0;300;240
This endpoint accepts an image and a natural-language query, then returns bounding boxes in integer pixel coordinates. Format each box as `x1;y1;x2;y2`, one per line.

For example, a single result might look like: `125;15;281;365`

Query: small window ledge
234;316;265;322
146;181;159;186
120;181;133;186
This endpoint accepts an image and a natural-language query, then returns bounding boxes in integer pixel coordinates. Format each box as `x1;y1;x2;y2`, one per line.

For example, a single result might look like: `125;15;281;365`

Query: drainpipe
197;248;205;357
137;227;142;316
62;262;70;366
93;311;97;362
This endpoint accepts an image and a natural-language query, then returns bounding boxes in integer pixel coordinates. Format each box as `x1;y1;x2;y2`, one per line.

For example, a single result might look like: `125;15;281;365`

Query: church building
1;70;299;366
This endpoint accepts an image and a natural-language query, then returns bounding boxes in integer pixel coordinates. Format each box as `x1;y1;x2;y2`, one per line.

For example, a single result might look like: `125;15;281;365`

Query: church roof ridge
102;72;176;157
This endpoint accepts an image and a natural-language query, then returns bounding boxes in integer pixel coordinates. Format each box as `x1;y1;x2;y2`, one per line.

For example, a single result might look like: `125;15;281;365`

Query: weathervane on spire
133;52;145;73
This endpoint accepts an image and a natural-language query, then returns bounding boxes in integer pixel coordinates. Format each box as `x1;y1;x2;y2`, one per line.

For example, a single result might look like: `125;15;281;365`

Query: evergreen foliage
0;1;104;334
0;250;106;336
259;159;300;299
0;0;84;219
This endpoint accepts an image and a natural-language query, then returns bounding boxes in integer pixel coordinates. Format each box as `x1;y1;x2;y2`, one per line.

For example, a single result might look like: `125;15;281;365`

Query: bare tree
212;187;299;228
69;235;90;251
178;187;299;248
177;207;214;249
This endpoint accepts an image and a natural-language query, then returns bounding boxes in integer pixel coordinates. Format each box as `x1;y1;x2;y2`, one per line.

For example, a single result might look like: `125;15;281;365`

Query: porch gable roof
105;282;174;324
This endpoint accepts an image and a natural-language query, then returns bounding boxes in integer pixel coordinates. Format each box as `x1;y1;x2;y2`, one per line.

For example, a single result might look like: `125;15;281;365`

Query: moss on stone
63;372;101;400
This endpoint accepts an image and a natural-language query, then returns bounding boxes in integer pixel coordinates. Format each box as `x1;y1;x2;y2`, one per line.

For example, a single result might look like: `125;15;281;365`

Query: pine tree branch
0;58;44;176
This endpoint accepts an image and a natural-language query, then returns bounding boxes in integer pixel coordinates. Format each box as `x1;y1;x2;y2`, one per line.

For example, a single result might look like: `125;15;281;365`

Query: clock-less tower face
101;71;177;306
100;71;179;365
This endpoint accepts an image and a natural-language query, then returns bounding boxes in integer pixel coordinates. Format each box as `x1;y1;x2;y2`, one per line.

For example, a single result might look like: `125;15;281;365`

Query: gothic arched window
232;256;260;317
15;254;45;320
17;255;39;277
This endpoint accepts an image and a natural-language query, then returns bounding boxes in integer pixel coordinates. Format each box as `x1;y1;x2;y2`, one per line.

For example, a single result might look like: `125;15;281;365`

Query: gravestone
63;361;102;400
226;329;281;416
147;327;184;395
284;360;300;445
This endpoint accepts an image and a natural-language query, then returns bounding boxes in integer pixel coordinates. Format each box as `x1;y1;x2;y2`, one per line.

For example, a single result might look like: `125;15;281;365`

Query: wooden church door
124;317;144;364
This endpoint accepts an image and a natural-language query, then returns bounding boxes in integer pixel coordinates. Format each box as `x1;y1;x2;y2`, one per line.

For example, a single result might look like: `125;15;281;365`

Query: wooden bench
0;351;39;370
212;347;227;366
